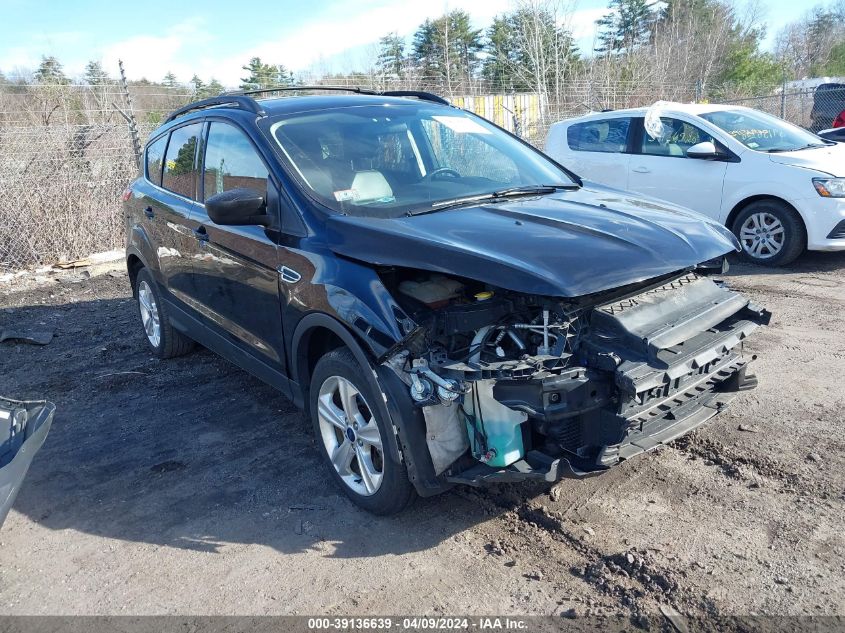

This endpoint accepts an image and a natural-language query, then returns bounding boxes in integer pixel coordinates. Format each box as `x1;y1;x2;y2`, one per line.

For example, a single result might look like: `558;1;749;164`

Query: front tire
309;347;415;515
732;200;805;266
134;268;194;358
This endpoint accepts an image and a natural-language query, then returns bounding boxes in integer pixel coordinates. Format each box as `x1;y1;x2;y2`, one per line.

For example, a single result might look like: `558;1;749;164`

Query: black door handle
143;206;155;219
193;226;209;242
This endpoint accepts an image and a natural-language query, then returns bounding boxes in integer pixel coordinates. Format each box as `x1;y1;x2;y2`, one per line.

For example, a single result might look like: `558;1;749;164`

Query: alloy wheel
137;280;161;348
739;211;785;260
317;375;384;496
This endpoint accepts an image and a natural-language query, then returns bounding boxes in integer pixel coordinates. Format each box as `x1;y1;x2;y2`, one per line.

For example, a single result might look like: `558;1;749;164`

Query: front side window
641;117;715;157
700;109;828;152
145;135;167;186
265;104;573;217
567;118;631;153
162;123;202;199
202;122;269;201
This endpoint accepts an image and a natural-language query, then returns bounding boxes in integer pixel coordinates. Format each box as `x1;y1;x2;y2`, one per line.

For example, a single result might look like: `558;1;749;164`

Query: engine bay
378;265;770;483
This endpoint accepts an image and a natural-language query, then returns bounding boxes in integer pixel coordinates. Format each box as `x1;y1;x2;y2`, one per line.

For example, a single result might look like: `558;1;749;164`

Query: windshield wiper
767;142;832;153
489;183;579;197
413;183;578;215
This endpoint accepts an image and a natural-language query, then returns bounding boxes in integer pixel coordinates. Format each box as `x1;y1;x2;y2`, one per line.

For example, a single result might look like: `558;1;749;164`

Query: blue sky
0;0;808;87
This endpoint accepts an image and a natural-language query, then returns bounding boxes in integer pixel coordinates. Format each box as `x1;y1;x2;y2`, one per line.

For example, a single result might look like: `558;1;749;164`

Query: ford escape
124;88;769;515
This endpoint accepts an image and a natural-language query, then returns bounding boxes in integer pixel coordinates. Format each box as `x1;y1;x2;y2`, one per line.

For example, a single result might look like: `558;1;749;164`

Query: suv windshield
265;103;575;217
700;109;828;152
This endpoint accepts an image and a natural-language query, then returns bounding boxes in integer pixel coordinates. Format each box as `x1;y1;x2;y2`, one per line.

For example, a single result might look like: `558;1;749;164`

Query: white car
545;104;845;265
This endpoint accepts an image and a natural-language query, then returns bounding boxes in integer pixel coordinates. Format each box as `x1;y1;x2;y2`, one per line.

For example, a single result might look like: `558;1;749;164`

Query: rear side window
202;122;269;201
567;118;631;153
162;123;203;199
145;135;167;186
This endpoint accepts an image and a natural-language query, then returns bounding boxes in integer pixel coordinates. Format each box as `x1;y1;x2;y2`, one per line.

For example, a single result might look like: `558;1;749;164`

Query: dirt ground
0;252;843;622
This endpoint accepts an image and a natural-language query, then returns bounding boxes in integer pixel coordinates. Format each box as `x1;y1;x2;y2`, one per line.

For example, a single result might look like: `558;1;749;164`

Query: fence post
780;66;786;120
118;60;142;169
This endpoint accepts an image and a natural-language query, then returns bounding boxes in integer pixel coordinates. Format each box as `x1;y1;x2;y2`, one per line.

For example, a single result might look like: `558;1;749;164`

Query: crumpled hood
767;143;845;176
325;184;739;298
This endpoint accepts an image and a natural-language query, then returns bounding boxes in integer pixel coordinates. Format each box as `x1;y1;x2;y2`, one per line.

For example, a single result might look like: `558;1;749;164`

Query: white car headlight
813;178;845;198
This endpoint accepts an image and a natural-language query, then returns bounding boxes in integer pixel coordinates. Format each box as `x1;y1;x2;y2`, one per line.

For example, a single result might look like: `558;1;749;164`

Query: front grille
623;358;742;427
598;273;700;315
826;220;845;240
550;418;582;452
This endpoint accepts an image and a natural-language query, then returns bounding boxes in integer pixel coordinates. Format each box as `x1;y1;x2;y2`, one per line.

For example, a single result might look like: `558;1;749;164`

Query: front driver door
189;120;287;374
627;116;728;219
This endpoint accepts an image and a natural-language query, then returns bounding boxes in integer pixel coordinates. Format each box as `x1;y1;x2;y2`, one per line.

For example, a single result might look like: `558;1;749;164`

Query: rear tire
731;200;805;267
309;347;415;515
135;268;194;359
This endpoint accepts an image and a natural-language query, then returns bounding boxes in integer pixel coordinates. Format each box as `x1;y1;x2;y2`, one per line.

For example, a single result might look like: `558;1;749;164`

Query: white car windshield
265;103;575;217
700;109;829;153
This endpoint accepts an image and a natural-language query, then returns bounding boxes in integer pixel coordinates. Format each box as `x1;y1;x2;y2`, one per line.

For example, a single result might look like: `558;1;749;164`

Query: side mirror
205;188;270;226
686;141;719;160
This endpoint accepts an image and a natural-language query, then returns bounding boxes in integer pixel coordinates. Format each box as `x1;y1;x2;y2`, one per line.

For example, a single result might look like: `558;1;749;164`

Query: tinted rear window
162;123;203;200
567;119;631;153
145;135;167;186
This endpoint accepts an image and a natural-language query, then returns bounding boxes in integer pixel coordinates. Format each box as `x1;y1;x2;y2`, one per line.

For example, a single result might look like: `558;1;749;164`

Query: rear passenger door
553;117;633;190
189;120;287;372
147;122;204;307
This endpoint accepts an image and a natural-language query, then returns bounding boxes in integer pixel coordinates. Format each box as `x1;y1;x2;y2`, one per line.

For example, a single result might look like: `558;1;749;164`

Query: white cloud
214;0;513;84
0;31;86;77
0;1;608;86
100;18;216;83
567;7;605;41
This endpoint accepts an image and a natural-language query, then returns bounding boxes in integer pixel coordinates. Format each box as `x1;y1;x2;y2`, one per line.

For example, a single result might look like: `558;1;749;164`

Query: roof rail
223;85;450;106
381;90;450;105
223;85;379;97
165;95;265;123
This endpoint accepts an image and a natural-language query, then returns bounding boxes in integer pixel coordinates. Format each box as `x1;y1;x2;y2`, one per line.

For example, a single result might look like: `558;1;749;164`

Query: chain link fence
1;79;842;271
0;84;192;271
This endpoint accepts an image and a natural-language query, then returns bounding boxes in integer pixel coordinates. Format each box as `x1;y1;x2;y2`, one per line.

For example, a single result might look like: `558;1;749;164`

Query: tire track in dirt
672;432;840;501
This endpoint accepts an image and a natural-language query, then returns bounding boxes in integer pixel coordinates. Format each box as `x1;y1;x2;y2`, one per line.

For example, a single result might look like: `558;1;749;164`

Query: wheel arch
290;312;443;495
291;313;375;398
725;194;806;235
126;252;145;296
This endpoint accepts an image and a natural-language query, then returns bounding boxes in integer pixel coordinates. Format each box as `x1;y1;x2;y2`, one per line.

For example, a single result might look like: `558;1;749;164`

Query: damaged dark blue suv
124;87;769;514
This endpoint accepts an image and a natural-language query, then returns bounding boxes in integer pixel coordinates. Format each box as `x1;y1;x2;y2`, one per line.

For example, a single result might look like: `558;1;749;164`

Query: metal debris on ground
54;259;91;270
0;330;54;346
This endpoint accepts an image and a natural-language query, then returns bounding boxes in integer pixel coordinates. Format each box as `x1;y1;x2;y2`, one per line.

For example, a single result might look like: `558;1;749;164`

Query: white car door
626;116;729;219
545;117;633;190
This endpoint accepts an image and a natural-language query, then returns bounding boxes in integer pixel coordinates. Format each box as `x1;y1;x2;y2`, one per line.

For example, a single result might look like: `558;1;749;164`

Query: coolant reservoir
464;380;526;468
398;275;464;308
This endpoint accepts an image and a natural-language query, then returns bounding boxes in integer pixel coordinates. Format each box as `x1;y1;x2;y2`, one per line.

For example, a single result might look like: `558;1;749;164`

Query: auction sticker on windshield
432;116;491;134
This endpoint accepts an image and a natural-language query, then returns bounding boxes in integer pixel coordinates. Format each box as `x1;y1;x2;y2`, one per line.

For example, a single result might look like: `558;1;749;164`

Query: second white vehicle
545;104;845;265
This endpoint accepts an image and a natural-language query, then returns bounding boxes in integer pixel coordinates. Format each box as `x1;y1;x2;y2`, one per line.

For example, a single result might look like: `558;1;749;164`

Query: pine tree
483;9;578;92
205;78;225;96
190;74;205;95
483;15;518;87
377;33;405;79
240;57;293;89
34;56;69;84
84;60;109;86
595;0;659;54
412;10;483;88
162;71;178;88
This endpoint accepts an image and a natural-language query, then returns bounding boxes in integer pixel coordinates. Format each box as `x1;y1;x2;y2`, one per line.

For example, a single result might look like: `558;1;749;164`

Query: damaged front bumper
384;271;770;491
444;366;756;486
